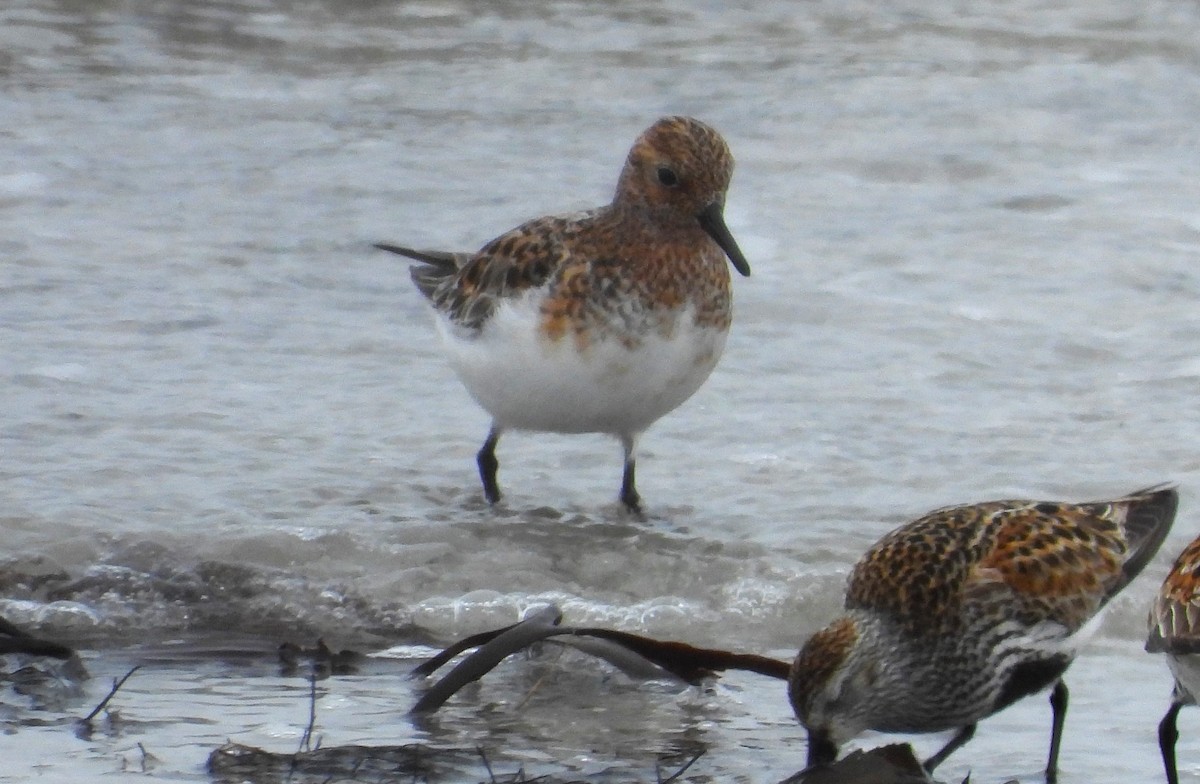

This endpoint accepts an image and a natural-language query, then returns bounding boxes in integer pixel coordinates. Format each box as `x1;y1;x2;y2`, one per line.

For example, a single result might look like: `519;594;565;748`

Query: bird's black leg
619;434;642;514
1160;700;1184;784
1045;680;1069;783
924;723;976;773
477;426;502;504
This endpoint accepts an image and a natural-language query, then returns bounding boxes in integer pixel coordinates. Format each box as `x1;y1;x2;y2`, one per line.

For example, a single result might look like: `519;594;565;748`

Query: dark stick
0;615;73;659
297;675;318;754
81;665;141;723
476;745;497;784
659;750;705;783
409;608;793;714
568;627;791;682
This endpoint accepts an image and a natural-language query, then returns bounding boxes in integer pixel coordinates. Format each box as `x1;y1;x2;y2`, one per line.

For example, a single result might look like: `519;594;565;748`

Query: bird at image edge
1147;529;1200;784
376;115;750;514
790;484;1178;783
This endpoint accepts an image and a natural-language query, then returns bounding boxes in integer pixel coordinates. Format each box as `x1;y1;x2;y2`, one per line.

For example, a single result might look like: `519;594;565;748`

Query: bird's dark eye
656;166;679;187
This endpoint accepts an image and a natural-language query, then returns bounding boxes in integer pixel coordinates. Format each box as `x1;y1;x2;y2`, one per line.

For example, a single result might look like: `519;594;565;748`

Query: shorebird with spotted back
790;485;1178;782
1147;532;1200;784
376;116;750;513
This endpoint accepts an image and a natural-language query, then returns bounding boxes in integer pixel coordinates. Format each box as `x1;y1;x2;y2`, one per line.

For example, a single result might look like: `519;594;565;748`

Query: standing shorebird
1147;532;1200;784
790;485;1178;782
376;116;750;513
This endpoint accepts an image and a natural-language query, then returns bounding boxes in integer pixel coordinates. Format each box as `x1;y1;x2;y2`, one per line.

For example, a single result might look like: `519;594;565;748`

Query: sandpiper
790;485;1178;782
1147;530;1200;784
377;116;750;513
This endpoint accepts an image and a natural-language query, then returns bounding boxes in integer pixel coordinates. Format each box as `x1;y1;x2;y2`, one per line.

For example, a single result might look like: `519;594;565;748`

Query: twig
80;665;141;723
658;749;705;783
286;677;319;784
297;675;319;754
136;742;155;773
477;745;497;784
513;639;567;711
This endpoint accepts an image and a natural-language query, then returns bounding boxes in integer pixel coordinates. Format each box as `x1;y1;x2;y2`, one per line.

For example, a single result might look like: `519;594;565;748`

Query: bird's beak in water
806;729;838;768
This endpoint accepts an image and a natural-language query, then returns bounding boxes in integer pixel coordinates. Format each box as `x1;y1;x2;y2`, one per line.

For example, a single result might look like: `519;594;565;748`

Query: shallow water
5;0;1200;781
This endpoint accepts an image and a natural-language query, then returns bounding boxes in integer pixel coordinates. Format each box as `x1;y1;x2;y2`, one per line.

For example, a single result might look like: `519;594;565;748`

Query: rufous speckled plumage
377;116;749;513
790;485;1178;782
1147;533;1200;784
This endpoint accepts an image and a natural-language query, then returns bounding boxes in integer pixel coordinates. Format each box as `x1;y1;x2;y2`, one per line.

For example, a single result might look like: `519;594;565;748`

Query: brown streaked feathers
846;485;1178;636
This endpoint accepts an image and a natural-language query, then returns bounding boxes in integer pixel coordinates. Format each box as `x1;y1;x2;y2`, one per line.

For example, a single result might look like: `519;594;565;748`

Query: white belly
434;299;728;436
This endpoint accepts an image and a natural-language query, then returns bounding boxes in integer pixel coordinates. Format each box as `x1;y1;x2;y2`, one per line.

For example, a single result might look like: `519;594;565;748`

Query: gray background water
4;0;1200;781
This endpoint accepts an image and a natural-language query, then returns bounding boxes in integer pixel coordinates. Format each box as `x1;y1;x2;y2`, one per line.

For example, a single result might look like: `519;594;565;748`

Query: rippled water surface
6;0;1200;781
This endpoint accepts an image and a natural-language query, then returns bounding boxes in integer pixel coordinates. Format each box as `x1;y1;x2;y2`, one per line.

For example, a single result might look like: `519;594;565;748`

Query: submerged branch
80;665;141;724
410;604;790;715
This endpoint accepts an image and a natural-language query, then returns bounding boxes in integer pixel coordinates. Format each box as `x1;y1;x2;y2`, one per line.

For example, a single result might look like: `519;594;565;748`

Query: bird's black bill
806;730;838;768
373;242;441;265
697;202;751;277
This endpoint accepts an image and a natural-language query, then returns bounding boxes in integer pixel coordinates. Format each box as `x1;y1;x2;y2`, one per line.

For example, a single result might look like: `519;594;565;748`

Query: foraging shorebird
1147;531;1200;784
790;485;1178;781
